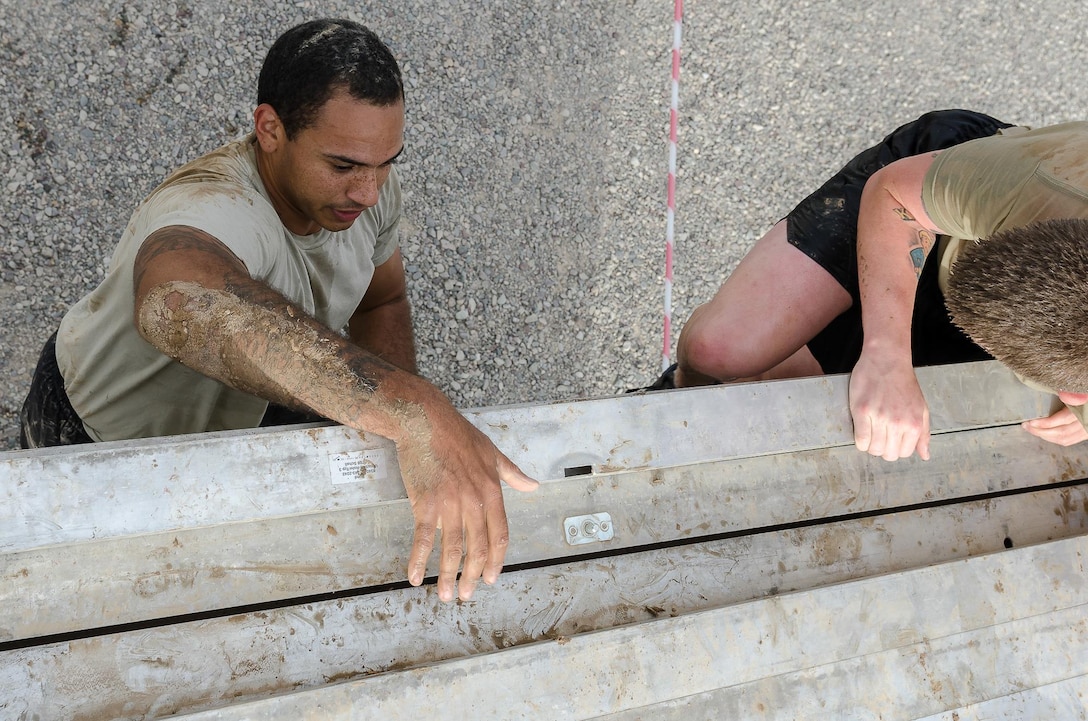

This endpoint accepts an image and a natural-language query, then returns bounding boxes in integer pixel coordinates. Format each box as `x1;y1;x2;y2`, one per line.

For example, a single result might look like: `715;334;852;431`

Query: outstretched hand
1023;391;1088;446
395;405;538;603
849;352;931;461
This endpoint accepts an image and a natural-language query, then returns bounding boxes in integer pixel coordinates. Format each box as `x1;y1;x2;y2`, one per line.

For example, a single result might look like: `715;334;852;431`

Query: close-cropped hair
257;18;404;138
946;217;1088;392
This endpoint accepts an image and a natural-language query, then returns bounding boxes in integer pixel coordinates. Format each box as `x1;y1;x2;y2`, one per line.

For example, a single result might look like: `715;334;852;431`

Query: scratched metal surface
4;423;1088;641
2;488;1085;720
0;362;1084;717
0;361;1058;555
0;361;1083;642
469;361;1058;480
155;534;1088;720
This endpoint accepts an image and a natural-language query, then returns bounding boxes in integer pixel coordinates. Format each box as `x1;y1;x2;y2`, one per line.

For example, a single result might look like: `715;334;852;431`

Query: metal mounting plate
564;512;614;545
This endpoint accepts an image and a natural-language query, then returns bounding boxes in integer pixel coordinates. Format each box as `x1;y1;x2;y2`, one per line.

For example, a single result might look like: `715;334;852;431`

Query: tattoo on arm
908;229;936;279
135;226;305;315
909;247;926;274
891;205;938;280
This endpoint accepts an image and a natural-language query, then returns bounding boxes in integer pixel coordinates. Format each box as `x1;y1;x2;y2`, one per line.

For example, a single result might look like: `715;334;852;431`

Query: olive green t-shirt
923;121;1088;425
56;134;402;441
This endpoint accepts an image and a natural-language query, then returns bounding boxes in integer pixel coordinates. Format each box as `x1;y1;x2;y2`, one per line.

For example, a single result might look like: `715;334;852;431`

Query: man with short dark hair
663;110;1088;460
20;18;538;603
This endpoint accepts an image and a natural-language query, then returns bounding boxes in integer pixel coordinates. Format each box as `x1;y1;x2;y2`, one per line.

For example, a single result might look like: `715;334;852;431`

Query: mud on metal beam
2;487;1086;720
4;422;1087;641
0;360;1058;554
160;534;1088;720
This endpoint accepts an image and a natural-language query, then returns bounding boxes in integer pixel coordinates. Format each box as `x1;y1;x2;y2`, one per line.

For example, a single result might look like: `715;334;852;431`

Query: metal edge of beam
594;615;1088;721
0;361;1058;551
157;532;1088;720
4;424;1087;639
2;487;1085;720
910;678;1088;721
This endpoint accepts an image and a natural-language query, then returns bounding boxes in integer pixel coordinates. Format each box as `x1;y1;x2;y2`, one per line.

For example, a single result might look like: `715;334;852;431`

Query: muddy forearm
349;295;419;374
137;279;437;444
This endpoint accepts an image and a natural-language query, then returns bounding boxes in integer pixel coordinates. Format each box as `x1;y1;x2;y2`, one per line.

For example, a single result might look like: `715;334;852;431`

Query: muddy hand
399;411;538;602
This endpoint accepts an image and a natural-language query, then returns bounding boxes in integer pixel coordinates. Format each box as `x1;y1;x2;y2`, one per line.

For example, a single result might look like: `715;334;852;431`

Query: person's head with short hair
258;18;404;140
252;18;405;235
946;218;1088;391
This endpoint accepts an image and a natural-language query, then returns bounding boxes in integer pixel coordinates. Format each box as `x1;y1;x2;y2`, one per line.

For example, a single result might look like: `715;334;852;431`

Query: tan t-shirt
923;121;1088;425
925;121;1088;293
56;134;401;441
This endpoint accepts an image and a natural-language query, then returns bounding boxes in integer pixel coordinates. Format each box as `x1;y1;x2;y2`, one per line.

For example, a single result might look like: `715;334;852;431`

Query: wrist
860;332;911;361
372;373;455;446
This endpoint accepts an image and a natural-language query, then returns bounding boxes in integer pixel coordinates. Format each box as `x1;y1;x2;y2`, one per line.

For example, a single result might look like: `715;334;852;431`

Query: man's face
260;90;405;236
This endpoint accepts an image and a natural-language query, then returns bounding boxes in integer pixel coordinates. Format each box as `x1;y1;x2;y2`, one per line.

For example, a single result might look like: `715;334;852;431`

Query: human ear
253;104;285;153
1057;391;1088;407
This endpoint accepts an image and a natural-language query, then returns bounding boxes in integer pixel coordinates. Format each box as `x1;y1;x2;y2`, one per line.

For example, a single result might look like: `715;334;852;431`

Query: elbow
133;280;207;358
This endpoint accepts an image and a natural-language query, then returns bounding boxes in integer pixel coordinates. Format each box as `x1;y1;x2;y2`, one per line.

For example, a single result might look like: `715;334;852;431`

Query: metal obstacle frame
2;360;1087;719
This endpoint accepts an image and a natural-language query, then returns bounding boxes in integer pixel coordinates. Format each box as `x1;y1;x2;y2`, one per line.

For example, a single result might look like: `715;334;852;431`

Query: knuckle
412;533;435;554
465;547;489;566
413;532;435;554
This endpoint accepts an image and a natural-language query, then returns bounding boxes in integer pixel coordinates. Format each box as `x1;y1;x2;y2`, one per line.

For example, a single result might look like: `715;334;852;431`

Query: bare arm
348;248;418;374
850;151;943;461
853;152;1088;455
133;225;538;602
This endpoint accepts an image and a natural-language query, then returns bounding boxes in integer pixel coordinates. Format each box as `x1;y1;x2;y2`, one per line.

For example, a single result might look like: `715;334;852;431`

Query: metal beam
910;678;1088;721
2;488;1084;720
157;534;1088;721
0;361;1057;555
4;423;1087;641
0;362;1083;718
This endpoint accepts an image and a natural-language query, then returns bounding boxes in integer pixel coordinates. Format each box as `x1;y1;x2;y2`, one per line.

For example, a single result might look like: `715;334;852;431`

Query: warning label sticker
329;448;391;485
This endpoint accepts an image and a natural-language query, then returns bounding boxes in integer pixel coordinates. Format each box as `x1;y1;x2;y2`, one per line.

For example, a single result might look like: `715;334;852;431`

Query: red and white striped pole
662;0;683;371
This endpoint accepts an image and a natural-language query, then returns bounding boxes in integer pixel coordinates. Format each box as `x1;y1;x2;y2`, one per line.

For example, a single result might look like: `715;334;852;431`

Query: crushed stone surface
1;0;1085;449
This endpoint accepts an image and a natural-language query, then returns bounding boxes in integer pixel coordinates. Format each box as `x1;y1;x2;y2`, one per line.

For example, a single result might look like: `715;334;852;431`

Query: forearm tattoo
893;207;935;280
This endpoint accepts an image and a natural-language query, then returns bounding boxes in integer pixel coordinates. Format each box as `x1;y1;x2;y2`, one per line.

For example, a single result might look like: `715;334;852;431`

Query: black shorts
786;109;1013;374
20;332;94;449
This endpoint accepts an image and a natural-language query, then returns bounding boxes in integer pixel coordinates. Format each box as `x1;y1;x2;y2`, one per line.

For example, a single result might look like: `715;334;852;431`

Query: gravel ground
1;0;1086;451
